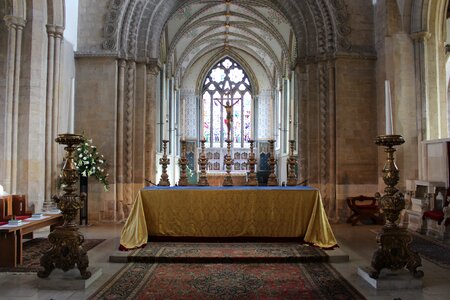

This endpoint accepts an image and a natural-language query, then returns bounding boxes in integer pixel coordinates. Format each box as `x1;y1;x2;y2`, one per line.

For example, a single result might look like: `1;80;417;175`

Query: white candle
182;98;186;140
270;98;274;140
385;80;393;135
163;116;168;140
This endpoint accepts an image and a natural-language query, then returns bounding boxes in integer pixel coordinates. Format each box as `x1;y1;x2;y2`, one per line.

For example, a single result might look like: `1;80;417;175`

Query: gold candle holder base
223;139;234;186
267;139;278;186
178;139;188;186
158;140;170;186
38;133;91;279
286;140;297;186
246;139;258;186
197;138;209;186
369;134;423;279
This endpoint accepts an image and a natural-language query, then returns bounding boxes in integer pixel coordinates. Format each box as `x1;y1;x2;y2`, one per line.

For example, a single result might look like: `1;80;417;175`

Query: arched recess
95;0;361;222
411;0;449;140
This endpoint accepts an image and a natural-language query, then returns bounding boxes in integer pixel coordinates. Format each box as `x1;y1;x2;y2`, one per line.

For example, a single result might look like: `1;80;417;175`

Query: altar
120;186;337;249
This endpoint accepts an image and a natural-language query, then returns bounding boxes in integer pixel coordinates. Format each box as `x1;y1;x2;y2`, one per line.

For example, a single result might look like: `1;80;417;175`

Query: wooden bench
0;214;63;267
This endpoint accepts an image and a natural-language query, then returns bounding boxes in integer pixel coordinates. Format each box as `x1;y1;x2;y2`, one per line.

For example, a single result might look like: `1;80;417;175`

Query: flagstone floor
0;223;448;299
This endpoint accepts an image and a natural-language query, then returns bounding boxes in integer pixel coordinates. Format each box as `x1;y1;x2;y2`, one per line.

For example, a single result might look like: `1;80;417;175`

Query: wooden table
0;214;63;267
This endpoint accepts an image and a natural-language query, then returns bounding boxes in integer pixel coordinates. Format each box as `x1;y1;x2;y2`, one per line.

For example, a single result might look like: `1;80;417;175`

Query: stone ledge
357;266;423;290
36;267;102;290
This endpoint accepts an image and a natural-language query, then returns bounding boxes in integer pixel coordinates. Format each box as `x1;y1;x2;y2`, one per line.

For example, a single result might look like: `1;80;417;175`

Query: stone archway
74;0;384;222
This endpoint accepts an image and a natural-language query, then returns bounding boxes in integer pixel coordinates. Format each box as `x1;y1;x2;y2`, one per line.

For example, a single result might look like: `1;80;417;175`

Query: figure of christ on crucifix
214;92;241;140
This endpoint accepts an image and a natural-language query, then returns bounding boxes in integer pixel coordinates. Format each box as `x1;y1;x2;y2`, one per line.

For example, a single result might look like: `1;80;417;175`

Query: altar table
120;186;337;249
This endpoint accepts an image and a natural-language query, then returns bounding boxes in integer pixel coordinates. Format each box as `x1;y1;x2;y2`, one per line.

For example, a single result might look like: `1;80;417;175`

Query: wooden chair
0;195;12;221
346;195;384;226
11;194;32;217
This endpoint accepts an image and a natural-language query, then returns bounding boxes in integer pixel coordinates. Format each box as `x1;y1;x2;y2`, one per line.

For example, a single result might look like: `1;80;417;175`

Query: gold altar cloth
120;187;337;249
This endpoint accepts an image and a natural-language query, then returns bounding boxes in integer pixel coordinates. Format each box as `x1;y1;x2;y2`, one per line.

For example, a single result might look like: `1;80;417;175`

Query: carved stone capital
410;31;431;42
118;59;127;68
147;59;161;75
46;25;65;38
3;15;26;29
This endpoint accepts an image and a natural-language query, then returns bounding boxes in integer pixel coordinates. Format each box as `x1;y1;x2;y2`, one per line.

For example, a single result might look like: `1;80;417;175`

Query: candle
270;97;274;140
385;80;393;135
163;116;168;140
182;98;186;140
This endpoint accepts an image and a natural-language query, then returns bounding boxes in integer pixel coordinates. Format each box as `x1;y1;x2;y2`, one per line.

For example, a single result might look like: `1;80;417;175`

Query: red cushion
14;215;31;221
0;221;7;226
423;210;444;223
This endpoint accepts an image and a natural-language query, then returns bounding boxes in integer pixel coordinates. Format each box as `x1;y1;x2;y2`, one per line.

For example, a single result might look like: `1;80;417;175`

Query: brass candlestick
246;139;258;186
267;139;278;186
197;138;209;186
178;139;188;186
223;139;234;186
38;133;91;279
158;140;170;186
369;135;423;279
286;140;298;186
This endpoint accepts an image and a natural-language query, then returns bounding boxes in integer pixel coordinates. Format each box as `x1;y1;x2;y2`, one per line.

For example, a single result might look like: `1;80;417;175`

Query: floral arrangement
74;136;110;191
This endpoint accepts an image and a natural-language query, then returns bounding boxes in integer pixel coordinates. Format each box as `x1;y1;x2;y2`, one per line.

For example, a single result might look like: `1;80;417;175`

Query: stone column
145;60;160;186
295;63;309;184
410;31;430;179
3;15;26;193
116;59;127;221
121;61;136;218
44;25;65;201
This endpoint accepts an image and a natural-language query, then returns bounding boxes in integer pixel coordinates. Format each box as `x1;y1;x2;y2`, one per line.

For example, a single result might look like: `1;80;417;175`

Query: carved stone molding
103;0;126;51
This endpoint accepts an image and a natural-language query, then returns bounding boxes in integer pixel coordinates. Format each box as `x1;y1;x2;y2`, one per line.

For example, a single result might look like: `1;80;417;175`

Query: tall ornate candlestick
158;140;170;186
369;134;423;279
267;139;278;186
246;139;258;186
178;139;188;186
197;138;209;186
223;138;234;186
38;133;91;279
286;140;298;186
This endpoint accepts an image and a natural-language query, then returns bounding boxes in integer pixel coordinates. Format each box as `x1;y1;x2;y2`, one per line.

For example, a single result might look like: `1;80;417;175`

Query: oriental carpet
90;262;365;299
126;242;329;263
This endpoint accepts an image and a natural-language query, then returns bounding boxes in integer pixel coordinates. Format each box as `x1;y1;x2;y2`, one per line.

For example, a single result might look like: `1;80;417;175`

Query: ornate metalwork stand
178;139;188;186
369;135;423;279
267;139;278;186
286;140;298;186
38;133;91;279
223;139;234;186
197;138;209;186
246;139;258;186
158;140;170;186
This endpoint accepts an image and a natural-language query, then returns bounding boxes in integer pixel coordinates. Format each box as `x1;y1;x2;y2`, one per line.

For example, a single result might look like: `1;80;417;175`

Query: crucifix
214;91;241;140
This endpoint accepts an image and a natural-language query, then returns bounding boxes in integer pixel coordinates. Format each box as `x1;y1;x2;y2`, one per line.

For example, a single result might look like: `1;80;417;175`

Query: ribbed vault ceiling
166;1;295;83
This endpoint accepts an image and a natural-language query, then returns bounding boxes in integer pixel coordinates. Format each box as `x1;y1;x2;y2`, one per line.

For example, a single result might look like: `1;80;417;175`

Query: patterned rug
125;242;329;263
89;262;365;299
409;231;450;268
0;238;105;272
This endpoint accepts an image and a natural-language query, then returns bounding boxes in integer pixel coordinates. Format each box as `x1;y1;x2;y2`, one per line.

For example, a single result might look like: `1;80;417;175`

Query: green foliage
74;136;110;191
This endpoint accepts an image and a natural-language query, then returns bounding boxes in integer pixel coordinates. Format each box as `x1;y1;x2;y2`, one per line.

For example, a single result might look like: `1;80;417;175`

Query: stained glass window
202;57;252;148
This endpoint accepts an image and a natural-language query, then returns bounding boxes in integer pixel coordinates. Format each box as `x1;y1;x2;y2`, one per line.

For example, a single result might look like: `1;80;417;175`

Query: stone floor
0;223;448;299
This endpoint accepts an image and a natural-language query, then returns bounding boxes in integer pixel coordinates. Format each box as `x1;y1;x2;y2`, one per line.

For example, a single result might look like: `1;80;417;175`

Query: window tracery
202;57;252;148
